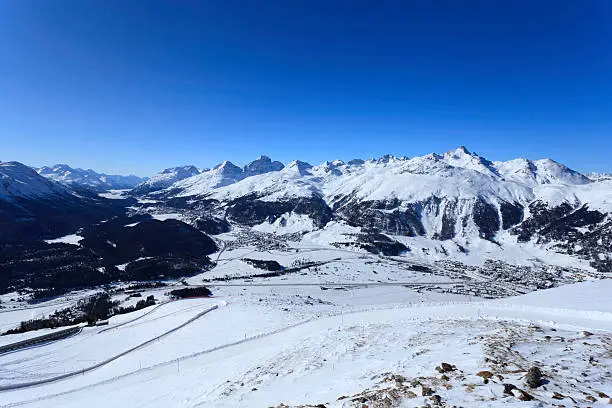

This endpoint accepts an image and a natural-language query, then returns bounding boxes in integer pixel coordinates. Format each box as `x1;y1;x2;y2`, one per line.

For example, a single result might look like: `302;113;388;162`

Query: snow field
0;280;610;407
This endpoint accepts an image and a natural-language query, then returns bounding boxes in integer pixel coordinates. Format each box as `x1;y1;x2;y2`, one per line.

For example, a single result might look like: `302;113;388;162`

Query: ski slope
0;279;610;407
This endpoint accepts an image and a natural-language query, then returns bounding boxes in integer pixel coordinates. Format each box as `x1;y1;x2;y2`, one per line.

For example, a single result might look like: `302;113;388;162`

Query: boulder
525;366;543;388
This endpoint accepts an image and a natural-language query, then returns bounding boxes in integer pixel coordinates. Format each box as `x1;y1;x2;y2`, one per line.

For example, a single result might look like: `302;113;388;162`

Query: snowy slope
0;160;129;240
199;160;319;201
1;161;72;199
170;161;245;194
130;165;201;195
37;164;145;191
168;156;286;197
497;278;612;313
0;280;610;408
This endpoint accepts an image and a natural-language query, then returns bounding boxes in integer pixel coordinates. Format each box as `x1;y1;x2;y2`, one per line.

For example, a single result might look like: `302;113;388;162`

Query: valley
0;148;610;407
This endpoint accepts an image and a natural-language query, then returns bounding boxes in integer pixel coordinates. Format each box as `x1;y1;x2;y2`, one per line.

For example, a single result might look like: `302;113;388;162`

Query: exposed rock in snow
243;155;284;177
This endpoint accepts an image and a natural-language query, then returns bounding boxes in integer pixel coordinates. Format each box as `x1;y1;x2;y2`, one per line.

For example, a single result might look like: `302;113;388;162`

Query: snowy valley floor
0;278;610;408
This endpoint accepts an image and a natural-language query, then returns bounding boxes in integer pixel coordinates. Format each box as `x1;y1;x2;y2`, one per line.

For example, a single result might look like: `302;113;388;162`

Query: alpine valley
2;147;611;296
1;147;611;408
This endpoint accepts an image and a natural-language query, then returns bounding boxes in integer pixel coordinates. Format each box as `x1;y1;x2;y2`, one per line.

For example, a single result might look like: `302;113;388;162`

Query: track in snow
206;281;467;287
0;305;219;392
6;298;612;406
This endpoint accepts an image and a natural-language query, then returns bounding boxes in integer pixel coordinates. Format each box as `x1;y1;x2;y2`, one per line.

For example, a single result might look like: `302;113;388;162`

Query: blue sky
1;1;611;176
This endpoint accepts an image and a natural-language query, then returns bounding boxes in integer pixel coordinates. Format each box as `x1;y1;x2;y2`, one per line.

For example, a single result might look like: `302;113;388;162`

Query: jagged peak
243;155;284;176
347;159;365;166
160;165;199;174
457;145;470;153
439;146;500;177
421;153;442;161
321;159;345;167
443;146;482;160
377;154;397;164
214;160;239;169
284;160;313;175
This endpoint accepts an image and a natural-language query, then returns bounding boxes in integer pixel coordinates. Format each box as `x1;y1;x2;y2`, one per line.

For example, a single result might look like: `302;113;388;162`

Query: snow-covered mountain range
2;148;611;271
37;164;146;191
0;161;125;241
132;155;285;195
130;147;611;272
588;172;612;182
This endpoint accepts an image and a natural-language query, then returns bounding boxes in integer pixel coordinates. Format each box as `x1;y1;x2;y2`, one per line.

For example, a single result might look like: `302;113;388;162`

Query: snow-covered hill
2;161;72;199
38;164;145;191
0;161;127;240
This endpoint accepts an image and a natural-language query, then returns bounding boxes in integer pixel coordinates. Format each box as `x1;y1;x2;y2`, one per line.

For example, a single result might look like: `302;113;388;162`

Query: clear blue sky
1;1;611;176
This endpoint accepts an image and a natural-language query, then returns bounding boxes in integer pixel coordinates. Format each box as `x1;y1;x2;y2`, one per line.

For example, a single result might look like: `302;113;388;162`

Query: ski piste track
2;298;611;406
0;327;82;355
205;281;467;287
96;300;171;334
0;280;467;358
0;304;219;392
0;299;190;356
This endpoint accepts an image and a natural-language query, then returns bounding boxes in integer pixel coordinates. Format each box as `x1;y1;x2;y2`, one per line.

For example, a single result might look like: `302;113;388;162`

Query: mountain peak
284;160;313;176
347;159;365;166
161;165;199;174
215;160;238;169
243;156;284;177
213;161;243;178
444;146;472;158
440;147;499;177
1;160;69;199
377;154;396;164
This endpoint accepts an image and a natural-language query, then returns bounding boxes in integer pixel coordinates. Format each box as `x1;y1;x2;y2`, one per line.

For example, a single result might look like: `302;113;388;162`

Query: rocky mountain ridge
37;164;145;191
131;147;612;272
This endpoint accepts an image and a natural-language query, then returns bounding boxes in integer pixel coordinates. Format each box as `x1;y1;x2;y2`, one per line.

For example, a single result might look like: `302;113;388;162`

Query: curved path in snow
0;305;219;392
3;296;612;406
0;327;82;356
96;301;171;334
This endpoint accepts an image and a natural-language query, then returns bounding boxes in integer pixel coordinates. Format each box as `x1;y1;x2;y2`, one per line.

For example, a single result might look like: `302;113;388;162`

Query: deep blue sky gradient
1;1;611;176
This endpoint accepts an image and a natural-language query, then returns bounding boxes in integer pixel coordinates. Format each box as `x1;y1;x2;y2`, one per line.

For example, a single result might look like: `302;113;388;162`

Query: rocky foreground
272;321;611;408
